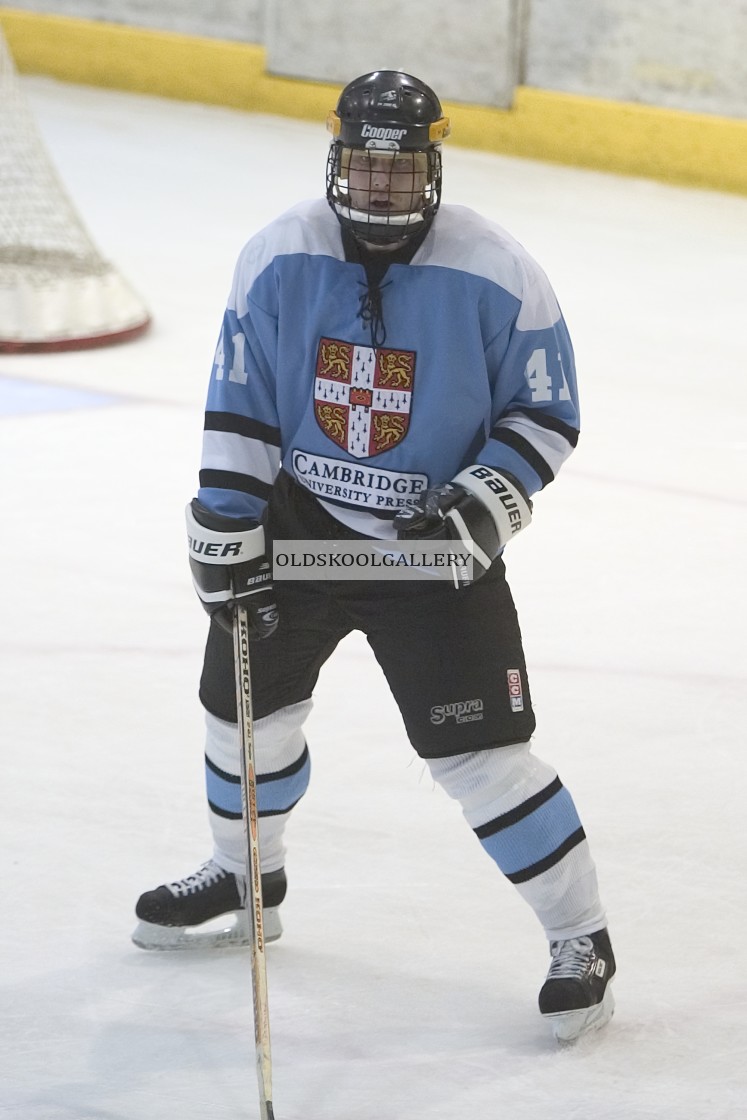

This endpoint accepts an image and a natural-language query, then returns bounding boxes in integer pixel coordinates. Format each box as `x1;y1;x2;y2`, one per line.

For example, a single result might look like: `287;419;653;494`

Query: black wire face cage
326;142;443;246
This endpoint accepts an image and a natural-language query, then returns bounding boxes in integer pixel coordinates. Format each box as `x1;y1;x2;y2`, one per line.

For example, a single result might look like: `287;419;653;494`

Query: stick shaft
233;605;274;1119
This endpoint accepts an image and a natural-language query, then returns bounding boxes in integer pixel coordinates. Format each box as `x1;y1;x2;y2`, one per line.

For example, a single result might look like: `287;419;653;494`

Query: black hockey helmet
326;70;450;246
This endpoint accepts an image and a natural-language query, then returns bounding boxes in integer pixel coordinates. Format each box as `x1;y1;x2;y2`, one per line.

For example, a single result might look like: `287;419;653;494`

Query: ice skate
132;859;286;950
538;928;616;1042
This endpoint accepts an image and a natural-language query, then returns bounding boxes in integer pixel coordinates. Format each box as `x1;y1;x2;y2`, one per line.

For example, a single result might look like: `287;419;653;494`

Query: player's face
346;149;429;216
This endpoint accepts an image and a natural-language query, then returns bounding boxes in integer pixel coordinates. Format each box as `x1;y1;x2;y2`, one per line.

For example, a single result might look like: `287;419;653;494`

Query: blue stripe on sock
258;751;311;814
477;785;583;877
205;759;242;817
205;748;311;818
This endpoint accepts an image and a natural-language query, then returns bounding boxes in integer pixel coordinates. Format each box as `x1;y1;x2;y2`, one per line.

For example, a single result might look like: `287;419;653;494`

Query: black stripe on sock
205;755;241;784
207;799;243;821
258;796;304;818
474;776;564;840
505;826;586;884
257;744;309;785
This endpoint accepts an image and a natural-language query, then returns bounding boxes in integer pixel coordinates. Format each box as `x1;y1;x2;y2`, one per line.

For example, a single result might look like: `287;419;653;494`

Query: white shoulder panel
415;205;561;331
232;199;343;315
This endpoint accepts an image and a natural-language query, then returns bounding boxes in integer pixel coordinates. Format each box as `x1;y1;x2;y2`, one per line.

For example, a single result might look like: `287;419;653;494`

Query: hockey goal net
0;27;150;352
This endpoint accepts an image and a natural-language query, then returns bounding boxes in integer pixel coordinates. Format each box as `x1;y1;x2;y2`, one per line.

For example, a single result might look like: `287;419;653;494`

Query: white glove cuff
451;465;532;544
185;503;265;565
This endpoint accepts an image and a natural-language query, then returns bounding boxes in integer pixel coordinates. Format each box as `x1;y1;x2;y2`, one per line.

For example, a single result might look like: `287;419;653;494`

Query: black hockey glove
394;465;532;587
186;498;278;639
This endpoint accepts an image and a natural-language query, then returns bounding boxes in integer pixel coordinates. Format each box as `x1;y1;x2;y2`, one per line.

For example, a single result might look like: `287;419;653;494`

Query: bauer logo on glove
186;499;279;639
394;465;532;586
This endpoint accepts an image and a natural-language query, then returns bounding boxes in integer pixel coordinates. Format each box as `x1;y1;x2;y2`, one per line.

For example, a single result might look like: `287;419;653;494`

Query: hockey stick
233;604;276;1120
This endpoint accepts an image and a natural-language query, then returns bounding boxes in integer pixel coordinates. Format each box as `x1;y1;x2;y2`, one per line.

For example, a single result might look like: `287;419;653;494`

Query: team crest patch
314;337;415;459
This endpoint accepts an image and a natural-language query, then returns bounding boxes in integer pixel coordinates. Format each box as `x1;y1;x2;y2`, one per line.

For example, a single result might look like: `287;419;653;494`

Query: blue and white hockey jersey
198;198;579;538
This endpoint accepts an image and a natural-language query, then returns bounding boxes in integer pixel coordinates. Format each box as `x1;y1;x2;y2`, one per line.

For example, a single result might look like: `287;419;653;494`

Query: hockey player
134;71;616;1043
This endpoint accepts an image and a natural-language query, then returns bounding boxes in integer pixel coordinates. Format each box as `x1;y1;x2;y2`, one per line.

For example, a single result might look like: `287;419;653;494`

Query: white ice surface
1;79;746;1120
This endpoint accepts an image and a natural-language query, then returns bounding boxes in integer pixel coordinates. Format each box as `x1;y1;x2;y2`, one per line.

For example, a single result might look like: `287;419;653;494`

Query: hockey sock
426;743;606;940
204;699;312;878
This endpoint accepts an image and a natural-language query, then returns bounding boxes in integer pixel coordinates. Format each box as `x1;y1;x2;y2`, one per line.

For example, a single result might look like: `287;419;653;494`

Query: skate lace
166;860;226;898
546;936;595;980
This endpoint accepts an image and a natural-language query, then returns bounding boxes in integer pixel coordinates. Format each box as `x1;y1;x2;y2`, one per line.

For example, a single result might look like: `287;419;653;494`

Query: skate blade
544;985;615;1042
131;906;282;951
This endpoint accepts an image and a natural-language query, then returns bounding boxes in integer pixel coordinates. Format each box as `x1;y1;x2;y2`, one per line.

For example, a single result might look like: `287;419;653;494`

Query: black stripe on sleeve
489;428;555;488
204;410;281;447
506;827;586;884
474;776;563;840
500;409;580;447
199;469;273;500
